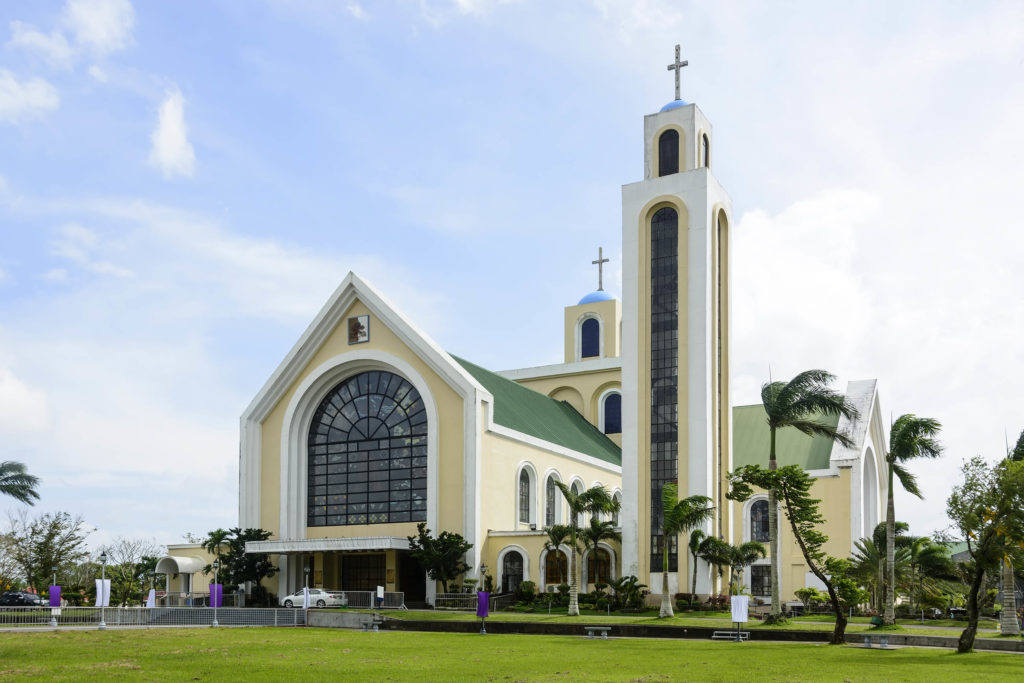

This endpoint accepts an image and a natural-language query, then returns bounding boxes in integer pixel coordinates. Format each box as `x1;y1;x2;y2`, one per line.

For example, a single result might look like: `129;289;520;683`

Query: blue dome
660;99;689;112
578;290;615;305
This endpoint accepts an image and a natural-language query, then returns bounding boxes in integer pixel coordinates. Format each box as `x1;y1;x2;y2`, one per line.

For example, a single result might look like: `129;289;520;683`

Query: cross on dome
666;44;688;101
592;247;610;291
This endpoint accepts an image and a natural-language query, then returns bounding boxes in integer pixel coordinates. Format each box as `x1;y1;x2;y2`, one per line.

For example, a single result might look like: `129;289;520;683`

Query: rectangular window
751;565;770;597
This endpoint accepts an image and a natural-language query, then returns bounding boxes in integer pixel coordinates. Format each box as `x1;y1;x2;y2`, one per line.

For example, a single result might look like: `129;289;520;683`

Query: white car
278;588;347;608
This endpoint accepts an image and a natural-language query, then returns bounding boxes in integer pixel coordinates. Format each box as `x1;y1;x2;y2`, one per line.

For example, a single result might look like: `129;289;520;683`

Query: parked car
0;591;43;607
278;588;347;608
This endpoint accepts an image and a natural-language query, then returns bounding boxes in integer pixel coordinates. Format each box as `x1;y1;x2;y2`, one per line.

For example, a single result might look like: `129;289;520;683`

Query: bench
711;630;749;641
584;626;611;640
361;614;385;632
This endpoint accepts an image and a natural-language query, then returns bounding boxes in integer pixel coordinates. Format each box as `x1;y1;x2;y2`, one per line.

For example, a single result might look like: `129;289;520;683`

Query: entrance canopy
155;556;206;574
245;536;408;555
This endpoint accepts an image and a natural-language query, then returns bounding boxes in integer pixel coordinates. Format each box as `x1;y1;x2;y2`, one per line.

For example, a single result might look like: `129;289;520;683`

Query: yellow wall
514;367;622;446
563;298;621;363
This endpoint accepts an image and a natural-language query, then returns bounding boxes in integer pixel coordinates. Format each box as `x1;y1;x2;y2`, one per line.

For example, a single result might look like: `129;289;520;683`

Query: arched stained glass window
545;550;568;586
603;393;621;434
581;318;600;358
307;370;427;527
658;129;679;176
750;499;770;543
519;469;531;524
587;549;611;584
545;476;558;527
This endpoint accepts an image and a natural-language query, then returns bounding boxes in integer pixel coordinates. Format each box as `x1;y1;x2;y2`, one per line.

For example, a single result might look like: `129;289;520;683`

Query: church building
161;50;888;609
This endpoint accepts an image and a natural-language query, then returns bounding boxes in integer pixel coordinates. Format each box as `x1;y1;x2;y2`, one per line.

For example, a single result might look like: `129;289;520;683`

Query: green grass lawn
366;609;999;639
0;627;1022;682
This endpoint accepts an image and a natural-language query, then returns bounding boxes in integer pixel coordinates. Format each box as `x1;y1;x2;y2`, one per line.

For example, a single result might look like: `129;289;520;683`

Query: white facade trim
496;357;622;381
245;536;410;554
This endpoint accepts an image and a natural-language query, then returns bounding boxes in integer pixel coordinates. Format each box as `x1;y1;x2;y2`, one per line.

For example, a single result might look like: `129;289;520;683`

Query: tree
883;415;943;624
0;461;40;506
760;370;858;623
946;456;1024;653
729;464;858;644
1002;429;1024;635
100;537;164;606
5;511;91;596
903;536;957;615
1011;428;1024;463
687;529;706;607
580;518;620;587
407;522;473;595
554;481;619;616
656;482;713;618
196;528;278;603
202;528;232;566
725;541;767;595
542;524;571;586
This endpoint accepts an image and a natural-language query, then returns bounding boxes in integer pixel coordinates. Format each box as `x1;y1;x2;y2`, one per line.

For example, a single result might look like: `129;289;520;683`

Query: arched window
502;550;524;593
702;133;710;169
587;548;611;585
750;499;769;543
612;492;621;526
307;370;427;526
581;318;600;358
603;393;621;434
545;475;558;527
658;129;679;176
519;469;531;524
545;550;568;586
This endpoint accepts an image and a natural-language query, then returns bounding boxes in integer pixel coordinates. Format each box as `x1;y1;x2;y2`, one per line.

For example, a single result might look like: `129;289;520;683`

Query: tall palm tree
542;525;571;586
657;482;714;618
687;529;706;606
726;541;767;595
0;461;40;505
580;518;621;588
884;415;942;624
554;482;619;616
761;370;858;622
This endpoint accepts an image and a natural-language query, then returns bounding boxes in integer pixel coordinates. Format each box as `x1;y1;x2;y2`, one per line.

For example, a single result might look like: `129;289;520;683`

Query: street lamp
212;560;220;628
98;551;107;631
52;565;58;588
304;565;310;589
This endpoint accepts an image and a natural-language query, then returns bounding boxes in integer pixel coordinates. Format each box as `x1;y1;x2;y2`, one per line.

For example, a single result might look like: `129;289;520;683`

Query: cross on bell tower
666;44;688;101
592;247;610;291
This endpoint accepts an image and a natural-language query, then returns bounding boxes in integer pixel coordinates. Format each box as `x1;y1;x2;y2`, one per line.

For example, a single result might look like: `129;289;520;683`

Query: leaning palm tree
657;482;714;618
542;524;571;586
580;518;621;589
554;482;619;616
883;415;942;624
761;369;858;622
726;541;767;595
0;461;40;505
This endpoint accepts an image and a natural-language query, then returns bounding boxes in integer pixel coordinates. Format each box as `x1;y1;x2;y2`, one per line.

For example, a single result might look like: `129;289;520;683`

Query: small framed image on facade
348;315;369;344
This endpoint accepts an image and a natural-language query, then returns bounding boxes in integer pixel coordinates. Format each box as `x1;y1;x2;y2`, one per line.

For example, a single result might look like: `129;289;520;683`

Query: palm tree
904;536;957;615
851;522;909;613
883;415;942;624
761;370;858;622
687;529;706;606
726;541;767;595
657;482;714;618
580;518;620;589
542;524;571;586
554;482;619;616
201;528;233;574
0;461;40;505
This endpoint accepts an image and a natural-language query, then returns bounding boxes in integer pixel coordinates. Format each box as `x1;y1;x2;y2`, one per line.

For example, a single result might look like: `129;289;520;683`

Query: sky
0;0;1021;552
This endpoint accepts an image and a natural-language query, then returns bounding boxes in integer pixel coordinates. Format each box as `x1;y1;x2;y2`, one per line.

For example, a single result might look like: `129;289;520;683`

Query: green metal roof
453;356;622;467
732;404;838;471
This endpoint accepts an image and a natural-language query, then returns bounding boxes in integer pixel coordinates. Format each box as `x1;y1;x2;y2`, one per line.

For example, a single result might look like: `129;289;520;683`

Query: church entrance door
502;551;524;594
397;551;426;603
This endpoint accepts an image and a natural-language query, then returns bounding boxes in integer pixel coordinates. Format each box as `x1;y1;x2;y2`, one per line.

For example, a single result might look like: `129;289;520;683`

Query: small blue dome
660;99;689;112
578;290;615;305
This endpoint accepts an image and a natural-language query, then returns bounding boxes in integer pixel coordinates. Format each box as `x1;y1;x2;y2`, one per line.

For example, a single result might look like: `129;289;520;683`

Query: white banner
146;588;156;608
730;594;749;623
94;579;111;607
302;586;310;609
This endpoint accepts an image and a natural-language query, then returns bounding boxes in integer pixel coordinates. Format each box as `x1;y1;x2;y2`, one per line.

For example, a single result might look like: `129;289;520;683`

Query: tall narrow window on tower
658;130;679;176
580;317;600;358
649;206;679;571
702;133;710;169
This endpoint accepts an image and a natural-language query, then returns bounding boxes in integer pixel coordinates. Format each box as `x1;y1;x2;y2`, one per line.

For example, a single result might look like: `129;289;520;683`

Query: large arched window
603;393;621;434
544;550;568;586
586;548;611;585
545;475;559;527
519;469;531;524
580;318;600;358
307;370;427;526
750;499;769;543
502;550;524;594
658;129;679;176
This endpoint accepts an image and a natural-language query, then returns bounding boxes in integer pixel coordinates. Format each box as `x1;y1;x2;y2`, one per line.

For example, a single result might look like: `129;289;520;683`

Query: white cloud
0;367;49;433
87;64;108;82
7;21;75;68
60;0;135;57
346;2;367;20
148;87;196;179
51;222;133;277
0;69;59;123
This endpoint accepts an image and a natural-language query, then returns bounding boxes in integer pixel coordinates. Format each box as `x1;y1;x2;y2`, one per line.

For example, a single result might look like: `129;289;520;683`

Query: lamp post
212;560;220;628
52;565;58;588
98;551;107;631
304;565;310;589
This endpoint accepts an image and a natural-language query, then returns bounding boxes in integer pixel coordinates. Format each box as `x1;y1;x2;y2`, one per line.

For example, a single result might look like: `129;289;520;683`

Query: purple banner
49;586;61;607
476;591;490;618
210;583;222;608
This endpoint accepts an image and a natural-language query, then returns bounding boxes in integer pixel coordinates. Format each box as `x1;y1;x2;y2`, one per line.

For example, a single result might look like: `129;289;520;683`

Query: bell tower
620;48;733;596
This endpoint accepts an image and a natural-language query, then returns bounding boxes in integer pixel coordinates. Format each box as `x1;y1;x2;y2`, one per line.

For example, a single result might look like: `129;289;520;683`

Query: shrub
516;581;536;603
596;597;609;610
705;594;728;609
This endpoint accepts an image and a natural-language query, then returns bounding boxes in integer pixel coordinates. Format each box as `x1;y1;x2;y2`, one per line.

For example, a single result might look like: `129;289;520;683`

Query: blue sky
1;0;1022;550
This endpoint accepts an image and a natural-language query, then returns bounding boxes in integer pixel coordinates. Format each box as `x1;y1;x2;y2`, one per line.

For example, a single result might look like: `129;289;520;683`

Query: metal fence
0;606;306;630
433;593;514;611
326;591;405;610
158;592;245;608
